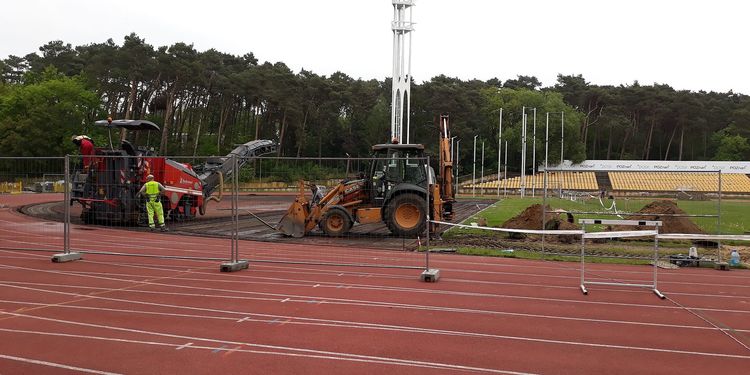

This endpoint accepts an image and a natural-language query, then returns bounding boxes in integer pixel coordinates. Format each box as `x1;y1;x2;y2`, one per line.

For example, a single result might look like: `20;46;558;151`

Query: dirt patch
500;204;580;243
614;199;705;234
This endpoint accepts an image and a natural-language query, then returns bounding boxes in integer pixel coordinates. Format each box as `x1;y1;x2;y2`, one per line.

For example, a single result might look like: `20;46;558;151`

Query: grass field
438;196;750;266
453;196;750;234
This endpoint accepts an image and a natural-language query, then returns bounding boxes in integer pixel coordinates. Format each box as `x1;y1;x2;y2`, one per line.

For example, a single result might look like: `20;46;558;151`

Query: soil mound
501;204;580;242
616;199;705;234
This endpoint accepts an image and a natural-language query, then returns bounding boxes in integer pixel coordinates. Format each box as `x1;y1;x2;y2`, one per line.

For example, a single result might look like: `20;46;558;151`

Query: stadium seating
469;172;598;190
465;171;750;193
608;172;750;193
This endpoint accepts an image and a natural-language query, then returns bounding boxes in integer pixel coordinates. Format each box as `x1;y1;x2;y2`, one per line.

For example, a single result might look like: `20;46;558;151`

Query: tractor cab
369;143;430;206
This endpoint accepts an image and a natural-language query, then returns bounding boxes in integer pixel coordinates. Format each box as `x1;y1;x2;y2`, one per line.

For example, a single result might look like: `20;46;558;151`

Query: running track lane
0;194;749;374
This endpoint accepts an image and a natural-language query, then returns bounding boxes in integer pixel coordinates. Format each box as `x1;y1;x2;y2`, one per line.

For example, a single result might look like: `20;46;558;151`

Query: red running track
0;193;749;374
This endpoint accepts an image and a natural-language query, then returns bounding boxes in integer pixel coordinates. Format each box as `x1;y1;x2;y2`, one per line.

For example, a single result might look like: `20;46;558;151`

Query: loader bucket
277;200;308;238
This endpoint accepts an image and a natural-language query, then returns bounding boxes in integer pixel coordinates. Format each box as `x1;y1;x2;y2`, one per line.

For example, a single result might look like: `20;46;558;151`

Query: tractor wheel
81;209;95;224
385;193;426;237
321;207;352;237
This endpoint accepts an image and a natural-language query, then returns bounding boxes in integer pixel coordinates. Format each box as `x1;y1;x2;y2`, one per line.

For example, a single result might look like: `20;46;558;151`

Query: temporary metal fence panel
3;152;434;277
233;156;431;273
0;157;66;254
50;154;237;267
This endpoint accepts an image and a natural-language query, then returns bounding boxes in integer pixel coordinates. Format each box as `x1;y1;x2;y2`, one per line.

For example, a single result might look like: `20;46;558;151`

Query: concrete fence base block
51;252;82;263
220;260;249;272
420;269;440;282
714;262;730;271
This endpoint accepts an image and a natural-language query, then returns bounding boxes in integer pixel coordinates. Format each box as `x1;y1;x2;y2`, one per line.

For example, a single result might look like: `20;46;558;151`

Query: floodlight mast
391;0;414;144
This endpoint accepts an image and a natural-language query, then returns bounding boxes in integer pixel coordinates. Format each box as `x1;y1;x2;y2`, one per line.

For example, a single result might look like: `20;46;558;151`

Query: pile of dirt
615;199;705;234
501;204;580;243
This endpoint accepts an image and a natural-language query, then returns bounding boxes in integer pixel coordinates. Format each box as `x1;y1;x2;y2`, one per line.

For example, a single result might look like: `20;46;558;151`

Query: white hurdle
579;219;665;299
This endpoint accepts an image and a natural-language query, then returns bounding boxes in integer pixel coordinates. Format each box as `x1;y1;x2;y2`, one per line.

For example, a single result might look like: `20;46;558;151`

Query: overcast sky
2;0;748;94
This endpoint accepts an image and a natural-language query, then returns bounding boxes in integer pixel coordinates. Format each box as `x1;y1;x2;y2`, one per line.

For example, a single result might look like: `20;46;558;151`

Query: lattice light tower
391;0;414;144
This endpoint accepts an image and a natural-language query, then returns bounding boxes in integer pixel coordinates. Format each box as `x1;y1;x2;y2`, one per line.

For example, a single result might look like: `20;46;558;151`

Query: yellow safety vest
144;180;160;201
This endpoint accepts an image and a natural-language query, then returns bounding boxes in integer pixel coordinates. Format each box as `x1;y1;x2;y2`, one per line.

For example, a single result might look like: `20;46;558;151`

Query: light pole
532;107;537;196
455;139;460;196
497;108;503;197
545;112;550;172
481;140;485;196
450;135;457;194
473;134;478;197
544;112;550;201
504;140;508;197
521;108;527;197
561;111;565;165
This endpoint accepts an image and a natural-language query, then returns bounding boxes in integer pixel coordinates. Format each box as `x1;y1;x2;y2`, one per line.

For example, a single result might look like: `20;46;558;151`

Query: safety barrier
234;156;435;280
0;157;66;253
2;154;435;280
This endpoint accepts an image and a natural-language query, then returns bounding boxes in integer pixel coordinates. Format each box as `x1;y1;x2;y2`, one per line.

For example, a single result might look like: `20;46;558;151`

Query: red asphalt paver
1;194;749;374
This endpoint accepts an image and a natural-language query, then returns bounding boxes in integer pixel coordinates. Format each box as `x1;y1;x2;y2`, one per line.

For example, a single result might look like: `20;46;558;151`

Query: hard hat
147;174;154;180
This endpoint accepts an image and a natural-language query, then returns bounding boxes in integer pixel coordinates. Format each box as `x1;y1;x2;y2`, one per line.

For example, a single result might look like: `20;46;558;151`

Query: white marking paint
176;342;193;350
0;327;537;374
0;353;121;374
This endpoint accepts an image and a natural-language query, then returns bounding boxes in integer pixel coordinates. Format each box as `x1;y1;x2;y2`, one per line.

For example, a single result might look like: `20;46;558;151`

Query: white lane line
8;251;750;306
4;263;748;317
0;325;533;374
2;236;746;292
1;286;749;360
313;284;320;288
3;295;749;346
281;298;290;303
0;353;121;375
3;275;750;335
175;342;193;350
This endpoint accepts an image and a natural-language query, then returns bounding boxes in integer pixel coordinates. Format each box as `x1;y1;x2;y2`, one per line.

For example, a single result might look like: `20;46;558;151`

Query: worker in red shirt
72;135;95;170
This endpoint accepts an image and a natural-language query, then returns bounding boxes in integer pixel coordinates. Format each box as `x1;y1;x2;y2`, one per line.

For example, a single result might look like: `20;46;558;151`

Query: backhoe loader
277;115;455;238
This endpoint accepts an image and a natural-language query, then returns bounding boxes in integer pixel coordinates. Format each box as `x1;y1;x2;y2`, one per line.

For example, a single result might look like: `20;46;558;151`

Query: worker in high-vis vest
137;174;168;232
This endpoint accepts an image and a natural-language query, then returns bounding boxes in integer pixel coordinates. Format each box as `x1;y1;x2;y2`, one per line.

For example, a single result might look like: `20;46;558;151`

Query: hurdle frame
579;218;665;299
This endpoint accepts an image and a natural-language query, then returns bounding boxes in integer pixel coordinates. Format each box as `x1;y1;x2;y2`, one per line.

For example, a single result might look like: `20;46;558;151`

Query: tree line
1;34;749;176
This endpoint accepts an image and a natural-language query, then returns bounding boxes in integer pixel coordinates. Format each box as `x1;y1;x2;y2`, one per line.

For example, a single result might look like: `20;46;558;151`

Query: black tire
81;209;94;224
385;193;426;237
321;207;352;237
